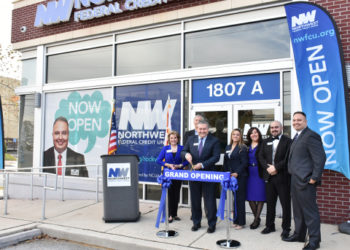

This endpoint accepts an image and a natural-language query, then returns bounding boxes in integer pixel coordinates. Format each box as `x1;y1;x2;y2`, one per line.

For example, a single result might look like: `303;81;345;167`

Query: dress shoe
281;230;290;239
250;218;261;229
282;233;305;242
207;226;216;233
302;243;320;250
261;227;276;234
191;224;201;231
174;216;181;221
168;217;173;223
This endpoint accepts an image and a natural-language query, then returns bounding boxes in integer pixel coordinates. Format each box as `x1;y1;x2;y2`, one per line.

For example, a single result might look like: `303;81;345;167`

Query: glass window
21;59;36;86
238;109;275;140
17;95;35;170
47;46;112;83
145;184;161;201
283;71;291;137
116;35;181;75
185;18;290;68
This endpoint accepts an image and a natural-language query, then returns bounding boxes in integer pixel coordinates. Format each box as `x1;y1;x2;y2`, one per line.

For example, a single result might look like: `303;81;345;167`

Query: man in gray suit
181;120;220;233
283;111;326;250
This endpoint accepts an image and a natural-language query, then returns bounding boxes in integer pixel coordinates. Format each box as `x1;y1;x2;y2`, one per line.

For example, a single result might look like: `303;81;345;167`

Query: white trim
15;59;293;95
184;5;285;32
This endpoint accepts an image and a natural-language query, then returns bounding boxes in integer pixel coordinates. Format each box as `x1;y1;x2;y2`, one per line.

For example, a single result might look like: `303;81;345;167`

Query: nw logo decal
119;99;176;130
291;10;318;32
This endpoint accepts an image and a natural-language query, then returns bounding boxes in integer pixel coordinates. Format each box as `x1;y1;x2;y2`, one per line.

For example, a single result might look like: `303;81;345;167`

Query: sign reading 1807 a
192;73;280;103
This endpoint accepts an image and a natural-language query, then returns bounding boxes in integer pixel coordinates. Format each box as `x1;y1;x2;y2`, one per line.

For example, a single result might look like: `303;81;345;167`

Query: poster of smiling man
43;88;112;178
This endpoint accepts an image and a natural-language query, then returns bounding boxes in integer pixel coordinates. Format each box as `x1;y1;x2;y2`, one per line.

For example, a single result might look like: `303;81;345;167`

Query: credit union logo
291;9;318;32
34;0;169;27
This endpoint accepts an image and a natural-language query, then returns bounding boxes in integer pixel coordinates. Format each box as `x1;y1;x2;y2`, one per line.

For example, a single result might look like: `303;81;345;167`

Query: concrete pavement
0;199;349;250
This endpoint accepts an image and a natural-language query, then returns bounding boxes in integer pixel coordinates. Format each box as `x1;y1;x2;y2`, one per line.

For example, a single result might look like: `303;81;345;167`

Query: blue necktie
198;138;203;156
293;133;299;142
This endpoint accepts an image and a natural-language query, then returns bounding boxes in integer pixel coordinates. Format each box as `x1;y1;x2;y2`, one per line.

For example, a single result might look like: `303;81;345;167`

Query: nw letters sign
34;0;169;27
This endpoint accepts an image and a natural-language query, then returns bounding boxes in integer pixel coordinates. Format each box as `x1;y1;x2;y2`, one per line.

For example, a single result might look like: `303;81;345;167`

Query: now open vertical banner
0;96;4;170
285;2;350;179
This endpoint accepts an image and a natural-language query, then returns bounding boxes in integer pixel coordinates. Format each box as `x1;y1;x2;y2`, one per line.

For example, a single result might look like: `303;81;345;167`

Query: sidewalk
0;198;349;250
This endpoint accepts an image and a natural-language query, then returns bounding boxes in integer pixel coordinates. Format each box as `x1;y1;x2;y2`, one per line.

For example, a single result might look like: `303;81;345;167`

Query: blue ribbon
216;176;238;221
155;175;172;228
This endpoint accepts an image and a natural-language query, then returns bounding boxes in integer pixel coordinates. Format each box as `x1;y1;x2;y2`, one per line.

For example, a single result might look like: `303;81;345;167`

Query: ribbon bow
155;175;172;228
217;176;238;221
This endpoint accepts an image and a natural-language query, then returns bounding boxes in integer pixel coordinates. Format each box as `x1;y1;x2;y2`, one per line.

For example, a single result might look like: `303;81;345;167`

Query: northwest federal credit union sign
34;0;169;27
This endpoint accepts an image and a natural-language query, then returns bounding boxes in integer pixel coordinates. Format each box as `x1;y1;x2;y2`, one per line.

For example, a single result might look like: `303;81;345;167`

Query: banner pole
165;188;169;231
156;182;178;238
226;189;231;243
216;188;240;248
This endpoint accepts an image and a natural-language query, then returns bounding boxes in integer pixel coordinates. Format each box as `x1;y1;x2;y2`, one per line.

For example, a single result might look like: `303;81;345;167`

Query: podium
101;154;140;222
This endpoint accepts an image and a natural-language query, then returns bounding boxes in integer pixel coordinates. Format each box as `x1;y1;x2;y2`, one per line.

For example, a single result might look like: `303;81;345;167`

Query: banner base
216;239;241;248
156;230;178;238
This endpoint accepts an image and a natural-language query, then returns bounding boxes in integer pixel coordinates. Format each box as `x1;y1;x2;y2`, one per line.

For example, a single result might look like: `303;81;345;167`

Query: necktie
57;154;62;175
198;138;203;156
272;137;279;141
293;133;299;142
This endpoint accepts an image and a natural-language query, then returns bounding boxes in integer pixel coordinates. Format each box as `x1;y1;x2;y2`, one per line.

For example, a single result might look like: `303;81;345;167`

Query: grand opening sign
34;0;169;27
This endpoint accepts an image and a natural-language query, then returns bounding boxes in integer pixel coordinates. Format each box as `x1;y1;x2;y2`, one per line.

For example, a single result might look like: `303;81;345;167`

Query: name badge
193;143;199;146
71;169;79;176
226;150;231;154
166;149;172;153
267;142;273;146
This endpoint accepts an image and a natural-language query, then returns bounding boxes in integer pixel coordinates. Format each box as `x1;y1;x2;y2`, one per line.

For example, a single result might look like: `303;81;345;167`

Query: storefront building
12;0;350;224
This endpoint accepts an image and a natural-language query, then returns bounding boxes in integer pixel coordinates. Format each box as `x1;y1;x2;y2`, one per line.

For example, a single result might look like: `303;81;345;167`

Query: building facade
12;0;350;224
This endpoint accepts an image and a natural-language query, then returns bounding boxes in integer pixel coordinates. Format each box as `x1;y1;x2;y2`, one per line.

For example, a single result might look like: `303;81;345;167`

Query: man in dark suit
183;114;204;145
43;117;88;177
258;121;292;239
181;120;220;233
283;111;326;250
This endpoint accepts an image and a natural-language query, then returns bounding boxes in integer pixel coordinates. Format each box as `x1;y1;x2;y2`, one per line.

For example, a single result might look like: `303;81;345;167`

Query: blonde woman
156;131;188;222
223;129;249;229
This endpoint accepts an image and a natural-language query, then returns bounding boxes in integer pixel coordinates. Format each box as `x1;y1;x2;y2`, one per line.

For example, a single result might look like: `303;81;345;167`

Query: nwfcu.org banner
285;2;350;179
114;82;181;183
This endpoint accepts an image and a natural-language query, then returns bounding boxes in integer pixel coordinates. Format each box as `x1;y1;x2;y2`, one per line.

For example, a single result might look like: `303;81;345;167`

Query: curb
38;224;191;250
0;228;42;248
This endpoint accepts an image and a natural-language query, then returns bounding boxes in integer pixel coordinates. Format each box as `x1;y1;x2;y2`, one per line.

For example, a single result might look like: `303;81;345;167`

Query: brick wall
11;0;223;44
318;170;350;224
310;0;350;225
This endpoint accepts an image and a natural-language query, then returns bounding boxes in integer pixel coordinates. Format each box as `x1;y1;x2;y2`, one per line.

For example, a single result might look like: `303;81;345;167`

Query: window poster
44;88;112;178
114;82;181;183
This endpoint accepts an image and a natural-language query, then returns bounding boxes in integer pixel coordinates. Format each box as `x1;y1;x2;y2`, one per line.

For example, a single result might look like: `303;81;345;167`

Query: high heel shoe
250;218;260;229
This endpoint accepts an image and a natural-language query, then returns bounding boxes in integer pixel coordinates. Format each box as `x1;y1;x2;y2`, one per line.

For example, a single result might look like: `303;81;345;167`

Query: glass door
233;103;281;140
190;104;232;162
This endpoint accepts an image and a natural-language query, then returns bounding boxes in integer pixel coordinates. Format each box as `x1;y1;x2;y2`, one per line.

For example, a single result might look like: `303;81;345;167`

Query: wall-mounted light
20;26;27;33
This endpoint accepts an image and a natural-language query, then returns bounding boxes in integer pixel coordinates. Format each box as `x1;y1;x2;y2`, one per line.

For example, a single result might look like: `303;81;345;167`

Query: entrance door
233;103;281;140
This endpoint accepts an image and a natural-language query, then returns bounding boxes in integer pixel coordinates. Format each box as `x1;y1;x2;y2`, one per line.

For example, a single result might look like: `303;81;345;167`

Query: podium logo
119;99;176;130
108;167;129;178
106;163;131;187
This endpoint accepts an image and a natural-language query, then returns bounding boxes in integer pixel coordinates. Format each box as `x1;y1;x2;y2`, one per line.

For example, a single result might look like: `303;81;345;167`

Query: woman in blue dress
223;129;248;229
156;130;188;222
246;127;266;229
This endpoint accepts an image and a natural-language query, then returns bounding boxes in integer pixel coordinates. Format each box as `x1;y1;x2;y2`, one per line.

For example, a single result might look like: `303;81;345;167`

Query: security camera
20;26;27;33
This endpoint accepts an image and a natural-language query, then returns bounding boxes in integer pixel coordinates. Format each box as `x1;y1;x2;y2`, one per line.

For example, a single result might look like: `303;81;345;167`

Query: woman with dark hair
156;130;188;222
246;127;266;229
223;128;248;229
